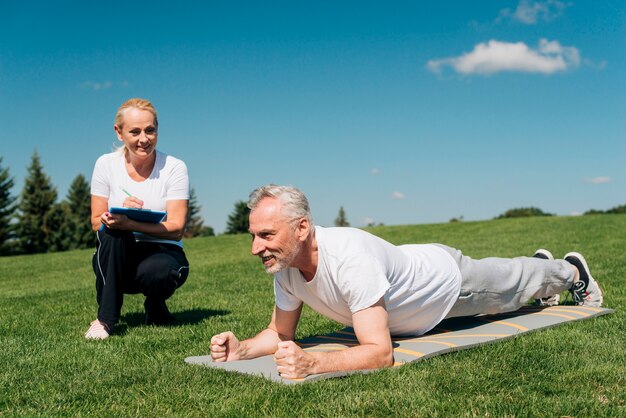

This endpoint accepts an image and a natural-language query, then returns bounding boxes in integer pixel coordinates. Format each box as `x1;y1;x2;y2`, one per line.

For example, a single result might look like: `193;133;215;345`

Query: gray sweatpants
436;244;576;319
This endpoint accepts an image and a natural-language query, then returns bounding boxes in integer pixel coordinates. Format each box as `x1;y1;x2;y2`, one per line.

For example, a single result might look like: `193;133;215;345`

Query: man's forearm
236;328;283;360
309;343;393;375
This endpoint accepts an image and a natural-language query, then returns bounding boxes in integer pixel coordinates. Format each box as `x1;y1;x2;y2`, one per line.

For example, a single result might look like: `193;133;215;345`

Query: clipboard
109;207;167;223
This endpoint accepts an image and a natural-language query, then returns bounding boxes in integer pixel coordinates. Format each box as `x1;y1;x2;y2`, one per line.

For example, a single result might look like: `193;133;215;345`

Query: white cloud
81;80;130;91
498;0;572;25
427;39;580;76
391;191;405;200
584;59;608;71
363;217;375;226
81;81;113;91
584;176;611;184
371;168;381;175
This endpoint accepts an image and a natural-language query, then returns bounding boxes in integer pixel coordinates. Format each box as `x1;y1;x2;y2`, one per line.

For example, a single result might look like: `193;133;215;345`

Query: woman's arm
91;195;109;231
95;197;188;241
131;199;188;240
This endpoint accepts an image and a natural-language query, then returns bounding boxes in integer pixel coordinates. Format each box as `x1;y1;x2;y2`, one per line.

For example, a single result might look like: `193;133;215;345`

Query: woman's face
114;107;158;160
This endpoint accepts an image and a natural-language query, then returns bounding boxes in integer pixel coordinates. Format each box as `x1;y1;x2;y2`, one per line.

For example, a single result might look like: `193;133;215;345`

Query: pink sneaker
85;319;110;340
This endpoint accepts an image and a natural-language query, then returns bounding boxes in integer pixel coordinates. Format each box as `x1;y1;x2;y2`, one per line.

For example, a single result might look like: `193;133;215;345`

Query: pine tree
334;206;350;227
0;156;17;255
184;188;205;238
16;151;57;254
225;200;250;234
66;174;94;249
197;225;215;237
45;202;73;252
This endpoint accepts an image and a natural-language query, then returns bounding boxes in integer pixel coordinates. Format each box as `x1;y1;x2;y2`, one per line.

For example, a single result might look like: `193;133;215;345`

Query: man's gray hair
248;184;312;224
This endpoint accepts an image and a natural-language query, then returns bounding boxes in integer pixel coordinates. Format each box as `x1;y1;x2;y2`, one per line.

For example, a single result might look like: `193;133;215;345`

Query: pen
120;187;143;208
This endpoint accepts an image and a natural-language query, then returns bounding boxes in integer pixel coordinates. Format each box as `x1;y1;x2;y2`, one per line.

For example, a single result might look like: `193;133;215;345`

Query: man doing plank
210;185;602;379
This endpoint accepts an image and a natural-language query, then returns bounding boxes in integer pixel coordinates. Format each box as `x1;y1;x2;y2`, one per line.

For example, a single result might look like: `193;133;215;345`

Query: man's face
249;197;302;274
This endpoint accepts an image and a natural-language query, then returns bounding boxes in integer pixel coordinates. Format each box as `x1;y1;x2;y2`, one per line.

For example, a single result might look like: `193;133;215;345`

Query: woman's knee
136;255;188;298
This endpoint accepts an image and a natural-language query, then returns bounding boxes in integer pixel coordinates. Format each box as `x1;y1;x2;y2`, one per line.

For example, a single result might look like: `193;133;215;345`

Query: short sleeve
337;255;390;313
90;155;110;198
166;159;189;201
274;271;303;311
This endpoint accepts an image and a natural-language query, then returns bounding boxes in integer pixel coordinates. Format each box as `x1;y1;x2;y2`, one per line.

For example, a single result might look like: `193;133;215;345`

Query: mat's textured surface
185;305;613;384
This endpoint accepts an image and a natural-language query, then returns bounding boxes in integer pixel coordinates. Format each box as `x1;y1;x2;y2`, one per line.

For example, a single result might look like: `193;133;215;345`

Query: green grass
1;215;624;416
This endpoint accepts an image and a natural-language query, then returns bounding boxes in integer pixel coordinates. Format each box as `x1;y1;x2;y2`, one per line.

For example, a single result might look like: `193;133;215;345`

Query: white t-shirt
91;150;189;246
274;226;462;336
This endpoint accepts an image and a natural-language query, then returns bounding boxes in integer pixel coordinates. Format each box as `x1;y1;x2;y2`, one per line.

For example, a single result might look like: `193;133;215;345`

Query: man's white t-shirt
91;150;189;247
274;226;462;336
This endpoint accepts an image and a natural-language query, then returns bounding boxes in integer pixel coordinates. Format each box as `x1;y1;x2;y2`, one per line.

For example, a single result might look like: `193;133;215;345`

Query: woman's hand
122;196;144;209
100;211;131;230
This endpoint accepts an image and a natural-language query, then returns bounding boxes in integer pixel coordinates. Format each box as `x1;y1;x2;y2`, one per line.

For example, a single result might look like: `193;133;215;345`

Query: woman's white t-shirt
274;226;461;336
90;150;189;247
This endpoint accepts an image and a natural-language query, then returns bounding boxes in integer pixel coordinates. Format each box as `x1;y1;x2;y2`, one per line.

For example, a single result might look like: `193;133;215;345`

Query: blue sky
1;1;624;233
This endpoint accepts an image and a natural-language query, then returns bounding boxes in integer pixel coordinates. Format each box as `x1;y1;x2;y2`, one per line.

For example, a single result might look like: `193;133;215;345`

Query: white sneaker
564;252;603;307
533;249;554;260
85;319;110;340
532;249;560;306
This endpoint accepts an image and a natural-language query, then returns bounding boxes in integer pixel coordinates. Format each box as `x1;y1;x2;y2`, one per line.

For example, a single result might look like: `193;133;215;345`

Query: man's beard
262;240;302;274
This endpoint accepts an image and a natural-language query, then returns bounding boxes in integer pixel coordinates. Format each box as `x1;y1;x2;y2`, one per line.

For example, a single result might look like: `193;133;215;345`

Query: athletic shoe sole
564;252;603;307
533;249;554;260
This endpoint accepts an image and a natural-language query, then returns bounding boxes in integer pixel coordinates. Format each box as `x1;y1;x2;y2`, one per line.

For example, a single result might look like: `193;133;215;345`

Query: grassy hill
1;215;624;416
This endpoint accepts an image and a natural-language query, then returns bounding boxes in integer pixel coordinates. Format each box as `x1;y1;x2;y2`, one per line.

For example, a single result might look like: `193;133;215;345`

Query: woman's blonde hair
115;98;158;128
114;98;158;154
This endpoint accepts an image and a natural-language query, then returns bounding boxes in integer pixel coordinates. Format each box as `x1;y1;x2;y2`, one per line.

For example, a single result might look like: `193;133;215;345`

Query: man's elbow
380;347;394;368
367;344;394;369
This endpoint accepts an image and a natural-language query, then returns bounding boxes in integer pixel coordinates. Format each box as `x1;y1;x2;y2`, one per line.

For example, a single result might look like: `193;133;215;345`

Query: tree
584;209;605;215
334;206;350;227
585;203;626;215
16;151;58;254
66;174;94;249
184;188;214;238
0;156;17;255
197;225;215;237
496;207;554;219
225;200;250;234
606;204;626;214
45;202;73;252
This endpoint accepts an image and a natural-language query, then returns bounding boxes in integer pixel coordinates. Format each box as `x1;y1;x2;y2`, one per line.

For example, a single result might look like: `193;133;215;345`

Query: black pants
92;228;189;328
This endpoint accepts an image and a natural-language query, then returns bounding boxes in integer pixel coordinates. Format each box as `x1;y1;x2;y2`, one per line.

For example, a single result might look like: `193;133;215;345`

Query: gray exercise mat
185;305;613;384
